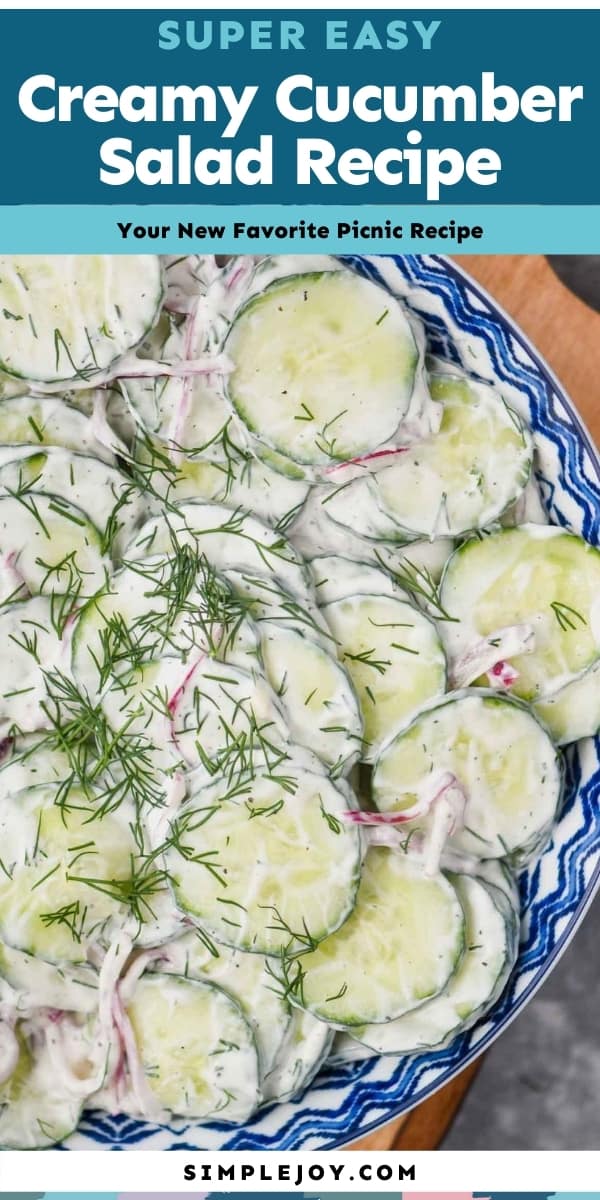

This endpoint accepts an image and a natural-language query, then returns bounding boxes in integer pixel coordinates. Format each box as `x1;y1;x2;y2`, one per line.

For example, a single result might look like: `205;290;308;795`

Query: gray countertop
442;895;600;1149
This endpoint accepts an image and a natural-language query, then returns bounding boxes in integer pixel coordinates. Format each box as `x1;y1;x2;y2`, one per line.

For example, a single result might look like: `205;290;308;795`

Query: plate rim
326;251;600;1148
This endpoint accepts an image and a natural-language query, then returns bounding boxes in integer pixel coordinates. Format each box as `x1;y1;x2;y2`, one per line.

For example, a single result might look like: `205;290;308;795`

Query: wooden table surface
349;253;600;1153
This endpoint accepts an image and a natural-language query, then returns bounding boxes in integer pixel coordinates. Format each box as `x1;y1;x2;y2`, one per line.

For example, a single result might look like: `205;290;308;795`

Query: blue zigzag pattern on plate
65;254;600;1151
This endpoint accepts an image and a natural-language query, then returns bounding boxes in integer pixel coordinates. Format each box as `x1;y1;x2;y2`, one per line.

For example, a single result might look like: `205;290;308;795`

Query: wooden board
349;253;600;1152
454;255;600;447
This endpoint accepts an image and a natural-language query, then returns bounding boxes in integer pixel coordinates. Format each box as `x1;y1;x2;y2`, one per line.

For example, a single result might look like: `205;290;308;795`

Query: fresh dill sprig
344;647;391;675
319;796;342;834
35;550;93;637
258;904;318;953
314;409;348;459
293;402;314;423
40;899;89;944
119;433;183;511
550;600;587;632
8;623;41;664
67;854;170;926
379;552;459;623
53;328;96;382
166;811;227;886
6;469;50;538
40;668;165;818
100;486;140;557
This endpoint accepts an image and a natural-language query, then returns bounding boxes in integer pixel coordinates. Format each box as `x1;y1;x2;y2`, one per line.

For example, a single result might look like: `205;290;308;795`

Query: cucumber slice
291;486;453;587
475;858;520;912
132;422;309;530
155;930;290;1077
0;940;99;1014
0;444;46;470
99;656;187;776
0;597;62;736
0;449;146;559
168;656;289;776
0;493;106;598
321;594;446;759
260;625;363;774
371;374;533;538
440;524;600;701
354;873;518;1053
0;256;163;385
142;441;311;530
255;442;309;482
328;1033;374;1065
126;973;259;1121
501;474;548;527
310;555;407;606
0;738;73;800
0;783;139;964
98;652;278;783
534;660;600;744
262;1008;333;1103
226;271;422;468
282;848;465;1027
165;769;361;955
373;690;562;863
224;565;363;770
224;568;329;646
322;476;416;544
125;501;313;602
0;1012;106;1148
132;898;185;950
0;394;114;463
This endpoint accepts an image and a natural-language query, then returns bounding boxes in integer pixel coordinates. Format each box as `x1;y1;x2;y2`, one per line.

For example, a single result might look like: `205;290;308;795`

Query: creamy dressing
0;251;585;1146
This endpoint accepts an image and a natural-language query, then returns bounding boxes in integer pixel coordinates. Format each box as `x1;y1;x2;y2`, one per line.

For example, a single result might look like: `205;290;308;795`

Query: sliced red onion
98;933;133;1045
166;298;204;461
0;736;13;763
111;983;166;1121
451;623;535;689
422;781;466;877
163;297;195;316
342;770;457;828
146;770;186;851
167;656;204;719
324;446;409;477
438;846;481;875
115;351;233;381
118;947;168;1005
167;655;209;766
225;258;256;295
344;772;467;878
97;934;165;1121
46;1007;64;1023
363;826;415;850
486;659;520;689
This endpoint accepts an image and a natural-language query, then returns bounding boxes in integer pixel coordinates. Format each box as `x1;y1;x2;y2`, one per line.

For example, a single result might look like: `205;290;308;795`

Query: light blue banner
1;206;598;253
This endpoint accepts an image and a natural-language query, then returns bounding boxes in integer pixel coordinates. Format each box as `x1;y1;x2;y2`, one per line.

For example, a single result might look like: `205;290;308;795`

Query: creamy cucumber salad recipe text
0;254;595;1147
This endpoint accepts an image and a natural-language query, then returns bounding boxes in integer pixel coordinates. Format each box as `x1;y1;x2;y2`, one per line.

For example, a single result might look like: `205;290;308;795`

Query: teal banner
0;8;597;208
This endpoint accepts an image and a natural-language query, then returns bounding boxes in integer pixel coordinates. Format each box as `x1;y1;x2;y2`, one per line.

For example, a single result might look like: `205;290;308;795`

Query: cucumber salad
0;253;593;1147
